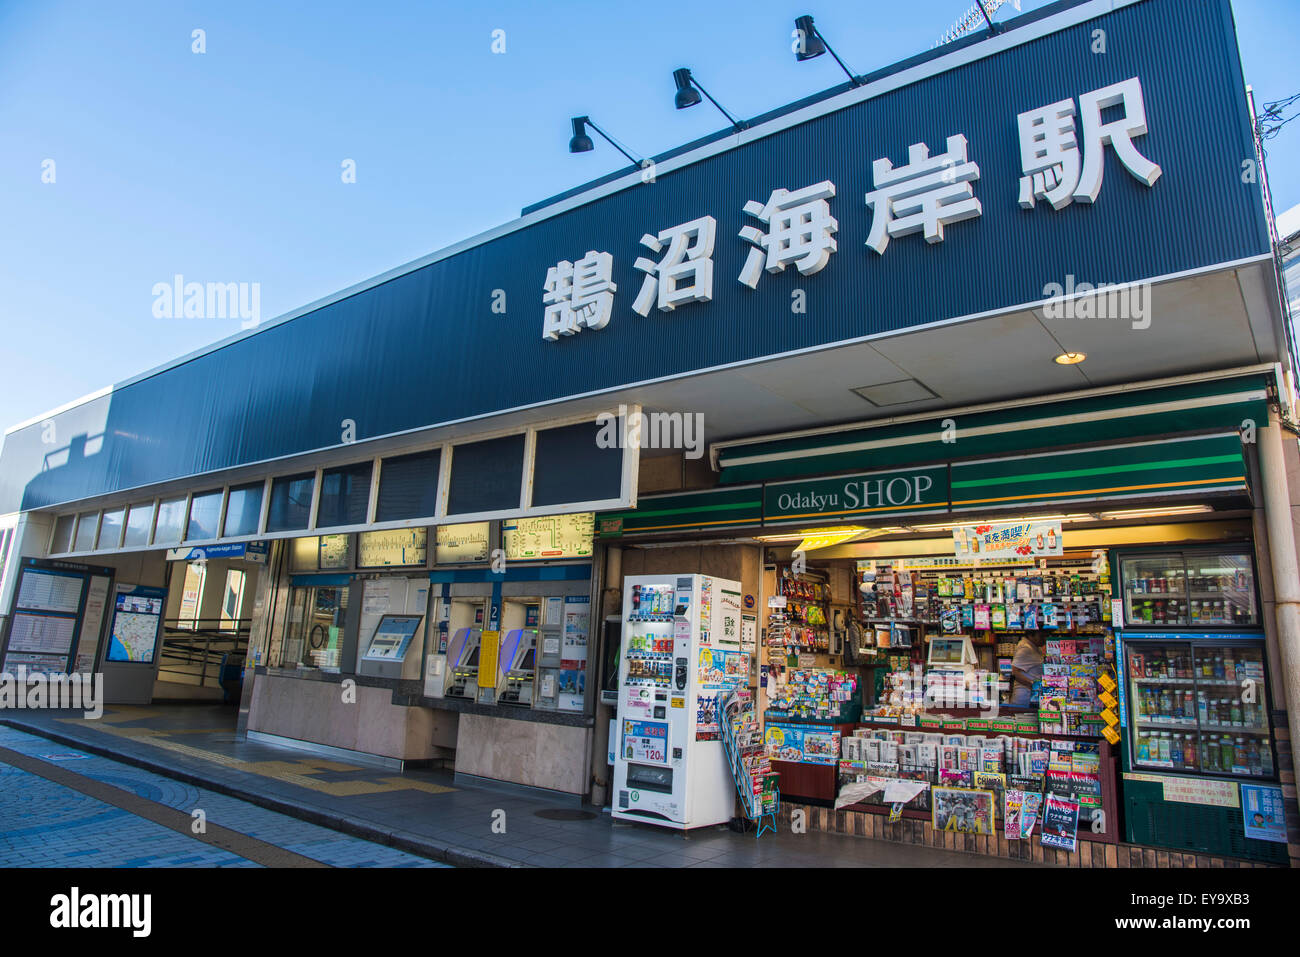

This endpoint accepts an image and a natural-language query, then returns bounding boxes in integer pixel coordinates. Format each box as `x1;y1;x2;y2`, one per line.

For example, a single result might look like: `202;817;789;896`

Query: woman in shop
1009;632;1046;708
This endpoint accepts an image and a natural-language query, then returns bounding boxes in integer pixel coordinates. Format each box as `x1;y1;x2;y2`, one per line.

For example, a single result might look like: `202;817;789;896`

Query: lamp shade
794;15;826;60
568;117;594;153
673;68;701;109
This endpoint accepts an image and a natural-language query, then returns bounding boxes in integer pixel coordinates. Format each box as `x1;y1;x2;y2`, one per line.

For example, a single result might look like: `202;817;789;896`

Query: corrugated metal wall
0;0;1269;513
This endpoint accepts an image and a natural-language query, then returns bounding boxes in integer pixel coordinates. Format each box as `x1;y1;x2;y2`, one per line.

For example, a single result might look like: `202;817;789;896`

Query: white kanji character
738;181;838;289
1017;97;1080;209
1074;76;1162;204
863;134;981;254
543;251;617;341
632;216;717;316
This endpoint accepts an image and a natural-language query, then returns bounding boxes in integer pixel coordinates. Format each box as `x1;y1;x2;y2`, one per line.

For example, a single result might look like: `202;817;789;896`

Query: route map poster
106;585;166;664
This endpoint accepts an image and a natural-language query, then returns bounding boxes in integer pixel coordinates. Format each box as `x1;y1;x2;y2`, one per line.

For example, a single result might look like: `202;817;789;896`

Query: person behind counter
1009;632;1047;707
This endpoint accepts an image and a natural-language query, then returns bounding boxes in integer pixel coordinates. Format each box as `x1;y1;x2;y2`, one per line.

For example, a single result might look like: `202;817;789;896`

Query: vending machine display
612;574;745;829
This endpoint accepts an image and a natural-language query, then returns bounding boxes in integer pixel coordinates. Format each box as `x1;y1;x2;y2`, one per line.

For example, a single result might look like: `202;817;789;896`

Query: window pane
220;569;246;631
317;463;371;528
154;497;187;544
267;473;314;533
97;508;125;550
447;435;524;516
73;512;98;552
223;482;264;538
375;449;440;522
123;503;154;548
186;490;224;541
178;562;206;630
51;514;76;553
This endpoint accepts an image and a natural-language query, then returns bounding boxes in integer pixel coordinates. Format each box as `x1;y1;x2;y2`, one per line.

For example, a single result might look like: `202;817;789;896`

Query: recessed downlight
1054;351;1087;365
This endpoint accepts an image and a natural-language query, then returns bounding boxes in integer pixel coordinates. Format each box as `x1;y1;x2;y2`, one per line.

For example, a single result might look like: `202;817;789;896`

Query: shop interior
728;500;1286;860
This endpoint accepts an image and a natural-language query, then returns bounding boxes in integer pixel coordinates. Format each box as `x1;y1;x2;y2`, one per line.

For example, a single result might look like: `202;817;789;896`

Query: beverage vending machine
612;574;746;829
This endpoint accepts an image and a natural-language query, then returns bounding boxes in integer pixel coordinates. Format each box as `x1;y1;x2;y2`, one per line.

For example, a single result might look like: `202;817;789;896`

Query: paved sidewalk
0;726;444;867
0;704;1039;868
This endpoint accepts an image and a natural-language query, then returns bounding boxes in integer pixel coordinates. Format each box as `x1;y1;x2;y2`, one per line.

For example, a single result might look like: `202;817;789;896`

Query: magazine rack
721;689;780;838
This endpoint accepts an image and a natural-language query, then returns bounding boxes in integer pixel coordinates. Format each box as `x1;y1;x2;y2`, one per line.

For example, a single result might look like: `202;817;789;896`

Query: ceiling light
1099;505;1213;520
1054;352;1087;365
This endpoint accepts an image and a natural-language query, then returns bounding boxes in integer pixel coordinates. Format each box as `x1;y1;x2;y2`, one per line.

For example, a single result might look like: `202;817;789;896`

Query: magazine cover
931;787;995;835
1004;789;1024;839
1040;794;1081;852
1020;792;1044;839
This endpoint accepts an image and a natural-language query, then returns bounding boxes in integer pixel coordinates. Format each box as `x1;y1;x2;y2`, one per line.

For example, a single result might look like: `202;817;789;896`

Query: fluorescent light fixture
1098;505;1213;520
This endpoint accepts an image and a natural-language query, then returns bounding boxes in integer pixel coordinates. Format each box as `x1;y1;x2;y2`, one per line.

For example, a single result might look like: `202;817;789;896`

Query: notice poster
624;684;654;717
1240;784;1287;843
764;723;838;765
1040;794;1080;851
558;596;589;712
622;719;669;764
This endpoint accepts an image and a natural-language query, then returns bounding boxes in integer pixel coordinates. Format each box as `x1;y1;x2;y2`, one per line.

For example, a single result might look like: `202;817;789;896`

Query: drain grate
534;808;598;822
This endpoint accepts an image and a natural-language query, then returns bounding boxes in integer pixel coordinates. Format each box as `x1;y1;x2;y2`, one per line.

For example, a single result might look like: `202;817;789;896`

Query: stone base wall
778;803;1283;868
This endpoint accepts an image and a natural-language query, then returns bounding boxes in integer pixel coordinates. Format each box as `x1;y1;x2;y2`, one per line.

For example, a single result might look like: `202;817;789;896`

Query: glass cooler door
1125;639;1198;772
1122;554;1188;627
1124;638;1275;779
1190;640;1273;778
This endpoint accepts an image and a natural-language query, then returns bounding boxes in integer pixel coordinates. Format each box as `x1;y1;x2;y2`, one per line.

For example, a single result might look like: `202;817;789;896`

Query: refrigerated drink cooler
1114;546;1286;864
611;574;745;830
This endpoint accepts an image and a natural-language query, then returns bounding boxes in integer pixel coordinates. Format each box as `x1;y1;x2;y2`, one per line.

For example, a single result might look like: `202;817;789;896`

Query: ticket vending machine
445;627;483;699
612;573;744;830
495;628;538;706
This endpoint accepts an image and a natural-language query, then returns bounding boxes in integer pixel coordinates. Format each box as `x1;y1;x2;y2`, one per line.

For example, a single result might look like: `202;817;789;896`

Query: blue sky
1;0;1297;434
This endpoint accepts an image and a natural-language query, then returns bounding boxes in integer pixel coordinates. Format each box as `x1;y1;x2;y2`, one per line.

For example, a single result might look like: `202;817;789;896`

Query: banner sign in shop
764;466;948;524
764;723;839;765
953;521;1062;560
1122;772;1240;808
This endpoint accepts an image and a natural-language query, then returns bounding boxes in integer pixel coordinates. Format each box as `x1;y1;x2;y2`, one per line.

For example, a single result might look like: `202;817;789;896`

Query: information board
1;558;113;676
358;528;427;567
435;522;491;564
106;586;166;664
502;513;594;560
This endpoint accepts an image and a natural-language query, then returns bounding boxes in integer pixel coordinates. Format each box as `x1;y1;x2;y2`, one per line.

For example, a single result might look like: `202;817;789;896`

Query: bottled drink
1219;735;1235;770
1183;691;1195;723
1170;734;1183;769
1247;739;1261;776
1230;700;1242;727
1183;736;1197;770
1213;656;1225;680
1158;732;1171;763
1197;694;1208;725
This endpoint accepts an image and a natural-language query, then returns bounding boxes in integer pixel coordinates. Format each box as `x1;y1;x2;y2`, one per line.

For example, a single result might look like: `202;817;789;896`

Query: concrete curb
0;716;521;869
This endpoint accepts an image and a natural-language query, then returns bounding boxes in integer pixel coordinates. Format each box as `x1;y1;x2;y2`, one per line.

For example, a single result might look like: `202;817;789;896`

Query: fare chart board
1;557;115;675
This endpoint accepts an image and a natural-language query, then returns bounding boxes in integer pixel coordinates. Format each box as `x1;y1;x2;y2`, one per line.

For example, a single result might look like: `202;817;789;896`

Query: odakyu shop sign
542;76;1162;342
764;465;949;525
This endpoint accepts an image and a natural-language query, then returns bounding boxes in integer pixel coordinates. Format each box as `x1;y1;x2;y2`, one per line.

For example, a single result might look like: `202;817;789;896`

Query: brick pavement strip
0;745;328;868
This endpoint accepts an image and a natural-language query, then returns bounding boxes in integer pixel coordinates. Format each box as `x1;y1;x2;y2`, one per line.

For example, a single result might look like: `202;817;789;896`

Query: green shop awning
950;433;1249;510
597;484;762;538
714;373;1271;485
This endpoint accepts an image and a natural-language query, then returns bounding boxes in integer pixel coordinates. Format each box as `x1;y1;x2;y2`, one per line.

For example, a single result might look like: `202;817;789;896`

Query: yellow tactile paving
56;716;454;797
